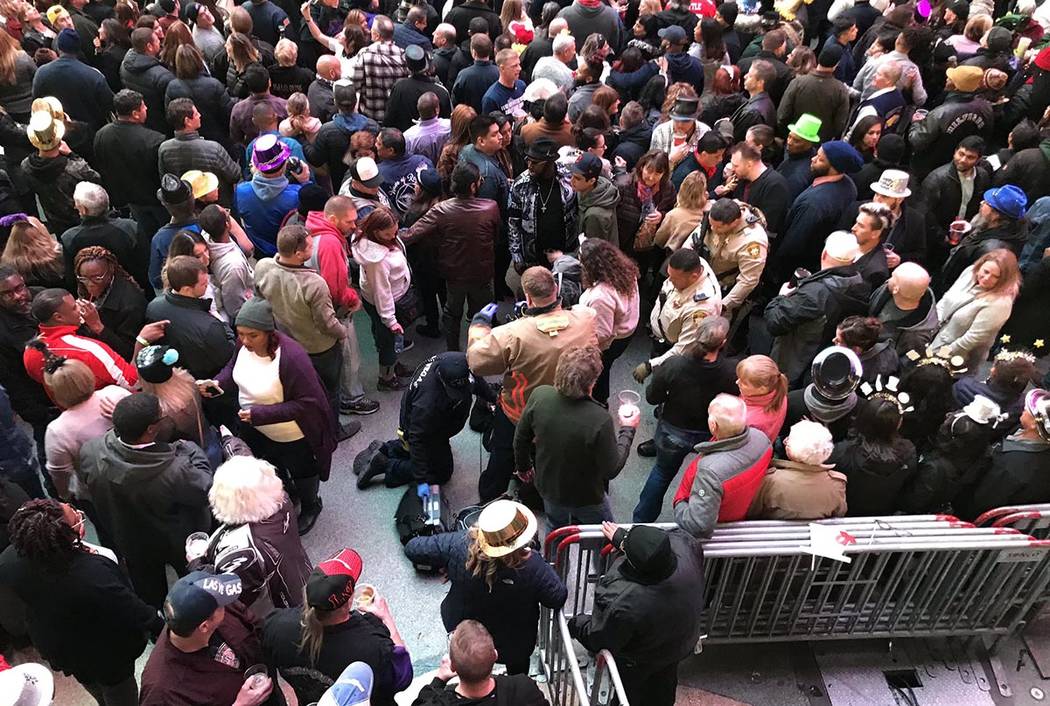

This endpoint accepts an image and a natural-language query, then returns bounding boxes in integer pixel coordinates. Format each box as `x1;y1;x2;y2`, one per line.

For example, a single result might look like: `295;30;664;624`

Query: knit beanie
236;298;276;331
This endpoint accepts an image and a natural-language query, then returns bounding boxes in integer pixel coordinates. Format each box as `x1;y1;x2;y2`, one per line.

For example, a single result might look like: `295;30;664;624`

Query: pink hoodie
580;281;640;349
304;211;360;312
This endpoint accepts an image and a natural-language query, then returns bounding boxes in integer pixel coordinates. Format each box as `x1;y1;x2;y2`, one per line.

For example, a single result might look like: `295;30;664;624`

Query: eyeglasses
72;509;86;531
76;273;109;284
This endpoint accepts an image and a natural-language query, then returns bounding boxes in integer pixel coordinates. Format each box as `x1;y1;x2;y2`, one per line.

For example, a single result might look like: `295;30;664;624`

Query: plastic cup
948;220;971;245
353;583;376;611
185;531;209;562
244;664;268;689
617;390;641;425
883;242;895;253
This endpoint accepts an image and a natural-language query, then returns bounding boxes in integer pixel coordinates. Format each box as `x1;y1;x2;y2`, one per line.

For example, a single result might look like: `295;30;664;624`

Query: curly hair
74;246;141;299
9;499;80;564
580;238;639;296
660;83;697;122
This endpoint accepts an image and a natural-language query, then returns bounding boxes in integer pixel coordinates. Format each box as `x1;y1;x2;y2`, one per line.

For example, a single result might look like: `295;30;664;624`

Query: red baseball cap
306;548;363;610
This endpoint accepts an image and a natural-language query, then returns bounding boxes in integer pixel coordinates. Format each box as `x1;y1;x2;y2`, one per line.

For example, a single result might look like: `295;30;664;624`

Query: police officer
354;353;497;489
695;199;769;317
633;248;722;383
467;266;598;502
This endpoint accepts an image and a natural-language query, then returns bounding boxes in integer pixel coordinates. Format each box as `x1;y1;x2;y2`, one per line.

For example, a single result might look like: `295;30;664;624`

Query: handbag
394;286;423;325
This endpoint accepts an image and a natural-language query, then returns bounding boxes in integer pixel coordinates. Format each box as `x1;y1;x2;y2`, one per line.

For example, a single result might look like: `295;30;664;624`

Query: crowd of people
3;0;1050;700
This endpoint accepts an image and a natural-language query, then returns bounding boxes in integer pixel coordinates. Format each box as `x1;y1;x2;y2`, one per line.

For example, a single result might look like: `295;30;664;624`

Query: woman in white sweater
932;248;1021;370
578;238;640;404
351;206;412;390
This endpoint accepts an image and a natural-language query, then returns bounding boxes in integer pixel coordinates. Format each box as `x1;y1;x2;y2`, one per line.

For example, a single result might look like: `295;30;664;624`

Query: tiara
859;375;915;415
904;346;968;376
995;335;1041;364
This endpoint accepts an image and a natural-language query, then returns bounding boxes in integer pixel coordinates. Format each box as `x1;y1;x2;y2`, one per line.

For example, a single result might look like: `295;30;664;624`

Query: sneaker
637;439;656;457
378;375;406;391
353;440;384;476
337;420;362;442
340;397;380;415
416;323;442;338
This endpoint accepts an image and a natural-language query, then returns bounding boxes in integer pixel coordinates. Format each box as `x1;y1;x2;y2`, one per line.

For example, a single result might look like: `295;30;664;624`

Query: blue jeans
632;420;709;522
544;496;613;532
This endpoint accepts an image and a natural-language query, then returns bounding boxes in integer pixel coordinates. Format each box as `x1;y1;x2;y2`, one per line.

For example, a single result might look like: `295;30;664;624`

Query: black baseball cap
572;153;603;181
164;571;242;634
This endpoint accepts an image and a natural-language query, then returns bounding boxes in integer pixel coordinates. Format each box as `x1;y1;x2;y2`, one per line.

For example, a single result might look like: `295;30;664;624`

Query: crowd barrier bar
590;650;630;706
537;607;590;706
544;523;1050;653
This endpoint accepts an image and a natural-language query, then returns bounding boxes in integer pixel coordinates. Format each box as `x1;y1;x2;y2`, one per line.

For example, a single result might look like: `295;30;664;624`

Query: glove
470;302;499;327
632;361;652;383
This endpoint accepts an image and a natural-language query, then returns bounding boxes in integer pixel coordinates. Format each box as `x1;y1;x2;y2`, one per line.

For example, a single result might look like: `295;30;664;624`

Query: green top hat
787;113;822;143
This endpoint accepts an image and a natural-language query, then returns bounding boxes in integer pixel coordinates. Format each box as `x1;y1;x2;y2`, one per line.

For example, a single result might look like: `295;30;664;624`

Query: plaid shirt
349;40;409;123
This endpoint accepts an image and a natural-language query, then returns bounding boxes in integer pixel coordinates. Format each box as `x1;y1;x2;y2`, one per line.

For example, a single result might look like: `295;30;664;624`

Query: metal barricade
537;607;590;706
545;521;1050;651
590;650;630;706
976;504;1050;540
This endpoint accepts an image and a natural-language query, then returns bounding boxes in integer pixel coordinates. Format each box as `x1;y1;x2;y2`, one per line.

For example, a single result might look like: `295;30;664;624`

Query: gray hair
858;201;893;233
708;394;747;436
875;60;902;85
690;315;730;356
73;182;109;217
784;420;834;465
435;22;456;43
553;33;575;55
553;346;603;399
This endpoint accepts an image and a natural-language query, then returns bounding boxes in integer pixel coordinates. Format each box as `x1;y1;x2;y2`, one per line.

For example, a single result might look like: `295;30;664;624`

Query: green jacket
578;176;620;245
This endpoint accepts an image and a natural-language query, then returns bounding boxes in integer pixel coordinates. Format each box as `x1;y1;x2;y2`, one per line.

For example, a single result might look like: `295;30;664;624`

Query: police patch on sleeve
746;242;763;259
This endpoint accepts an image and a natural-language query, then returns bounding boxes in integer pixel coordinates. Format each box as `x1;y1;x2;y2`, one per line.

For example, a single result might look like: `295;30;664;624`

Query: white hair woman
749;420;848;520
201;455;312;613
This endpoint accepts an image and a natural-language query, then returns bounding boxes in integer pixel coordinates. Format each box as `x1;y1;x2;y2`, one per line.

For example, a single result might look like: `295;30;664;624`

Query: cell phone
197;379;224;396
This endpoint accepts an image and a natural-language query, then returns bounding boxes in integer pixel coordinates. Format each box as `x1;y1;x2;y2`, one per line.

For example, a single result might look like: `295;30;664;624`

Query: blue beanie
56;29;80;54
821;140;865;175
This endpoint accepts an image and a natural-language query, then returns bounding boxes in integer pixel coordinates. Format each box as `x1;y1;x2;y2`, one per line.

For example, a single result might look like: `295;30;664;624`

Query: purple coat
216;332;338;480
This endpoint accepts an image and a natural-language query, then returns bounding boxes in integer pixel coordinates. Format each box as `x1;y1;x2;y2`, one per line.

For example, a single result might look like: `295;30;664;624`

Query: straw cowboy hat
476;500;538;558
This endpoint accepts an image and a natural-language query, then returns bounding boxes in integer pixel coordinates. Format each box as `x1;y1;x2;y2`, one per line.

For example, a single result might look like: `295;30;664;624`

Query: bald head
708;394;747;437
548;17;568;37
434;22;456;46
317;54;341;80
372;15;394;40
889;262;930;305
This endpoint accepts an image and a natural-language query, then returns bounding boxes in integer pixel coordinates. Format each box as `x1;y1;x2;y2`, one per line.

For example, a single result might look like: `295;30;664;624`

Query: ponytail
297;596;327;666
737;355;787;414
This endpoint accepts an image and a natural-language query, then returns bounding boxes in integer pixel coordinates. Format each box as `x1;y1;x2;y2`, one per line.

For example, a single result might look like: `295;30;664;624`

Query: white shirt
958;169;975;220
233;347;304;442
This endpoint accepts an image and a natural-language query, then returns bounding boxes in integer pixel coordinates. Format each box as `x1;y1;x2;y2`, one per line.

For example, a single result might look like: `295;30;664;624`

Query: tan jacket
648;264;722;368
702;213;769;312
748;458;848;520
467;305;597;423
254;258;346;354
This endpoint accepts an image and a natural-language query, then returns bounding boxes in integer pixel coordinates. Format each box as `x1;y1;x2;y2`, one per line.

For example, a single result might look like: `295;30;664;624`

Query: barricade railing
543;518;1050;653
590;650;630;706
537;607;590;706
976;504;1050;540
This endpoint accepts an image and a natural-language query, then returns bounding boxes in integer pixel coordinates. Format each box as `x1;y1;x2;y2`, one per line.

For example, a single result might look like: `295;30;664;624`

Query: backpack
395;483;451;550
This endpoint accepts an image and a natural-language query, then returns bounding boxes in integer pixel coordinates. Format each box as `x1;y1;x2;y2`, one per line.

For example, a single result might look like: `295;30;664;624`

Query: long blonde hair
298;600;332;667
1;221;63;283
0;28;22;85
465;527;528;591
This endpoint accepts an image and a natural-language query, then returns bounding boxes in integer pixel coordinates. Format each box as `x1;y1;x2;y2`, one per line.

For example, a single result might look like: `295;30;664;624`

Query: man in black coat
731;141;790;236
610;102;653;171
145;255;235;380
908;66;993;179
731;59;777;144
31;29;113;131
355;353;495;489
385;46;452;132
432;23;460;87
60;182;138;282
304;80;380;189
918;136;989;272
445;0;501;42
451;34;499;114
120;27;175;134
307;56;340;124
940;185;1029;292
569;524;705;706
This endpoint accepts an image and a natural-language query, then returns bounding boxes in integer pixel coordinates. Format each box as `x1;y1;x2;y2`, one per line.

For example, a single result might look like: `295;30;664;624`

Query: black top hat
157;173;192;205
669;96;700;121
405;44;430;73
525;137;559;162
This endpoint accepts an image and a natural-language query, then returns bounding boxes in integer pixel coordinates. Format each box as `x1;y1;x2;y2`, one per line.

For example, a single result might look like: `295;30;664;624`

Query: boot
295;476;323;535
637;439;656;457
353;440;384;476
357;450;390;489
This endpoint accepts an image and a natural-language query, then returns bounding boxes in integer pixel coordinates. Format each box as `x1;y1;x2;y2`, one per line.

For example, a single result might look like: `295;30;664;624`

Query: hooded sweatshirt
21;153;100;235
119;50;174;133
351;236;411;329
304;211;360;312
234;173;302;256
578;176;621;245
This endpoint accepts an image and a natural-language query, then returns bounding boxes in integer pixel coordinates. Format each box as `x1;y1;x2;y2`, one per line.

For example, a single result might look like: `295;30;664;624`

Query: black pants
444;281;493;351
479;404;516;502
494;235;513;300
79;674;138;706
127;549;188;610
381;437;454;486
240;425;321;511
617;660;679;706
308;342;343;420
361;298;398;367
408;242;445;329
594;335;633;405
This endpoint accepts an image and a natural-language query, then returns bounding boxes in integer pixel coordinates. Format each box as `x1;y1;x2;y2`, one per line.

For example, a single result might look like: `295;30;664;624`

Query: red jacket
23;324;138;392
305;211;361;313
